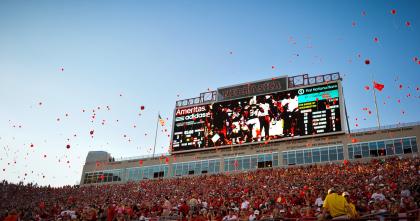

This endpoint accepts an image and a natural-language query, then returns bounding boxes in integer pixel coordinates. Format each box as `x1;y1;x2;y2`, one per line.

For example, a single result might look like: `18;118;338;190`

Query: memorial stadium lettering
217;77;287;101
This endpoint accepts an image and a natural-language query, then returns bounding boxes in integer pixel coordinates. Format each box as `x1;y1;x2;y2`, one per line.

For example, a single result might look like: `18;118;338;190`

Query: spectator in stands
240;197;250;211
179;198;190;219
3;210;18;221
162;196;172;216
249;209;258;221
371;187;386;201
315;193;324;208
0;156;419;221
321;187;349;219
106;203;116;221
342;192;358;219
222;209;238;221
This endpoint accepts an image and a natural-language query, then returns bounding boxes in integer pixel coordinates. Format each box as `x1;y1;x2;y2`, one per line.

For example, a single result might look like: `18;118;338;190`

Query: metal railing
114;153;172;162
351;121;420;133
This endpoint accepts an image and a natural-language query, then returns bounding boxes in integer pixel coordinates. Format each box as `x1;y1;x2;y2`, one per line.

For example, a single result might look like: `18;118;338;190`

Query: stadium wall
80;122;420;185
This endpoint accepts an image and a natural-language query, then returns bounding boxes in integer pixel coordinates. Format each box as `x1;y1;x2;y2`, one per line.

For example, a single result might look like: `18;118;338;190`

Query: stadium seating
1;156;419;221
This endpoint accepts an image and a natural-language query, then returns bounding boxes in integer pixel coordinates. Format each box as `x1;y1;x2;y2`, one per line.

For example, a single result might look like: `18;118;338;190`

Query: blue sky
0;0;419;186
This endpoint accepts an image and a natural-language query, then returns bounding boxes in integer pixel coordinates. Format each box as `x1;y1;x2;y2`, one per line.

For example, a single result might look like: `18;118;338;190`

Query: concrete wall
80;124;420;185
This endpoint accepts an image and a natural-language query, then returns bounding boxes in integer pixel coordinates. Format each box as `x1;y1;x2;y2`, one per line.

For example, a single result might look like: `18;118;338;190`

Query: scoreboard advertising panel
172;82;342;152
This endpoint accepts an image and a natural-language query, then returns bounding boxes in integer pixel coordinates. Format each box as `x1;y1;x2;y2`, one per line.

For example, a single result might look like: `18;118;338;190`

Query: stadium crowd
1;156;419;221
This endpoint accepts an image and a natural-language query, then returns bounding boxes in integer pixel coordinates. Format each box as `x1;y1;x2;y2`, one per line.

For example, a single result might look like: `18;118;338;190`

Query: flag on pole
372;80;382;129
373;81;384;91
158;114;165;126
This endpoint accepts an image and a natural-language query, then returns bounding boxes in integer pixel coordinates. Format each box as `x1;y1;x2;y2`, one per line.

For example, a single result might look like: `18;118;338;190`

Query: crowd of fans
1;156;419;221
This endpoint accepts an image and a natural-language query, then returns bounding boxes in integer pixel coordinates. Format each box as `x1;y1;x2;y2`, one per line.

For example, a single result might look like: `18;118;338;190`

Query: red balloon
66;144;70;149
365;59;370;65
391;9;396;15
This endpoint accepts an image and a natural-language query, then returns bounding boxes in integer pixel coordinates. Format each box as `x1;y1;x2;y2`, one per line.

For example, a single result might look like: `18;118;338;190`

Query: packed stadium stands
1;156;419;221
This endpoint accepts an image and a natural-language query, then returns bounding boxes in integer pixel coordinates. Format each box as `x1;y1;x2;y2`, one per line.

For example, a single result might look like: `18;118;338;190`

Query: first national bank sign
217;76;288;101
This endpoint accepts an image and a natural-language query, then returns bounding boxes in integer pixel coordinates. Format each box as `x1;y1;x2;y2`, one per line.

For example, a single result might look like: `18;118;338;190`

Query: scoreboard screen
172;83;342;152
172;105;209;151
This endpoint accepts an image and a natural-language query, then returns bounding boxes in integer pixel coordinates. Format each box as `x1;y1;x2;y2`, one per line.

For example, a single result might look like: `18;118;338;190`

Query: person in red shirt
3;210;19;221
125;204;134;220
107;204;116;221
179;199;190;218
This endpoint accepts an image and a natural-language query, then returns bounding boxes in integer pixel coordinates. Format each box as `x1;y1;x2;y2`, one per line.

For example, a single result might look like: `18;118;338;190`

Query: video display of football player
204;90;300;147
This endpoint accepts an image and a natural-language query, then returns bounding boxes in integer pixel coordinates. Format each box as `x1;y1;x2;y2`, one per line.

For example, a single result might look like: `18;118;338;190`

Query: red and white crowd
1;156;419;221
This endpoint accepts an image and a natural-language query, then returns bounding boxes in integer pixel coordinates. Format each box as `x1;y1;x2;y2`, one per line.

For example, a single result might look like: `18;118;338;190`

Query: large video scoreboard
172;81;343;153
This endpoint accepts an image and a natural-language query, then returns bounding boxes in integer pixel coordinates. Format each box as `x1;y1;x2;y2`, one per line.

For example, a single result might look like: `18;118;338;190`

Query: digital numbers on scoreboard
297;84;341;135
172;105;210;152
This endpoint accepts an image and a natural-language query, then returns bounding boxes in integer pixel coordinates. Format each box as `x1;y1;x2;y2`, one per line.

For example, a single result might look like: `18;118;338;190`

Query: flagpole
152;112;159;158
372;80;381;129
